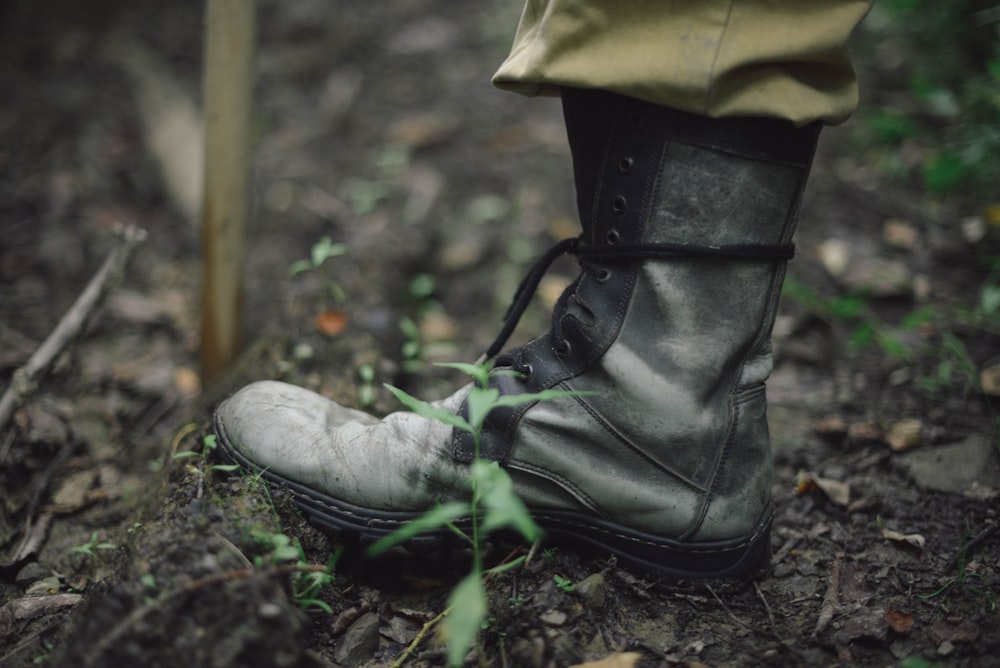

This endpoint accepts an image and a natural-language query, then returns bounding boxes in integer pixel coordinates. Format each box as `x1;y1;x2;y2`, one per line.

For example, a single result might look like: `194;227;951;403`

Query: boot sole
213;412;772;581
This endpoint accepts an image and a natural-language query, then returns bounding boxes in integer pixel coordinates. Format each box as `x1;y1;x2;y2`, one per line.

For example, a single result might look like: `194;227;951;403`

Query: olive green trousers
493;0;872;125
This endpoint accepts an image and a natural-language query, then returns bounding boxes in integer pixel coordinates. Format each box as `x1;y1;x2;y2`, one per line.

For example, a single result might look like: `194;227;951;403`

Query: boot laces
482;236;795;361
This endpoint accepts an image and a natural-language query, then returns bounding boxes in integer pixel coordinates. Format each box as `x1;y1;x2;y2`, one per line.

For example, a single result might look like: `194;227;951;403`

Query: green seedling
251;529;342;614
288;236;348;278
553;574;575;593
173;434;240;473
918;532;997;612
367;361;595;667
288;236;349;305
70;532;115;557
399;316;423;374
357;363;376;407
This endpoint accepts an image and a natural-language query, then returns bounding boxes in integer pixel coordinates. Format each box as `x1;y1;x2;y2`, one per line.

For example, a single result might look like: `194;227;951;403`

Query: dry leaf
887;418;923;452
884;608;914;633
174;366;202;397
570;652;642;668
795;472;851;506
980;364;1000;396
49;470;98;513
314;310;348;336
880;528;926;550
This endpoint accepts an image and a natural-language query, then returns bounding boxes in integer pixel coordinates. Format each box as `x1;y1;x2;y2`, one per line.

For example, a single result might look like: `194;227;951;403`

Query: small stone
883;219;918;249
887;418;923;452
540;609;568;627
575;573;607;609
257;602;284;619
980;363;1000;396
333;611;380;666
817;239;850;277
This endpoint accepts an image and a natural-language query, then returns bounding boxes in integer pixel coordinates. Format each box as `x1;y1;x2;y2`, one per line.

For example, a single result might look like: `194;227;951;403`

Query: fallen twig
0;593;83;639
0;225;147;440
705;584;753;632
753;580;776;628
813;554;843;638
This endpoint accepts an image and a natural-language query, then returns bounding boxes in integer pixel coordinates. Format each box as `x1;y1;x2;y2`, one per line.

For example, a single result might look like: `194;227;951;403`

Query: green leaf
980;285;1000;315
849;321;875;350
364;502;471;556
310;236;348;267
483;555;527;576
435;361;491;387
924;152;970;193
899;305;936;330
869;111;917;144
829;294;865;319
172;450;201;459
288;258;313;278
443;573;487;667
466;387;500;432
471;460;543;542
408;274;436;299
876;332;910;360
203;434;218;450
384;384;473;433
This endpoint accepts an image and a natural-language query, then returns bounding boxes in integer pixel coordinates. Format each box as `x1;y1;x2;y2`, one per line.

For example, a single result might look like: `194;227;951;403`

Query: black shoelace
483;236;795;360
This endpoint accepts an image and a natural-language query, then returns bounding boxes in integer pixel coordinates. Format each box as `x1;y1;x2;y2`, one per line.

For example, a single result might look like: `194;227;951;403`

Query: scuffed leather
452;89;816;541
215;87;818;549
216;380;472;511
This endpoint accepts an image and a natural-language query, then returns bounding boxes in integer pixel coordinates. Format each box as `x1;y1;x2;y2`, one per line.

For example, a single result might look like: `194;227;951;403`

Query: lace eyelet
516;363;534;379
606;229;621;245
611;195;627;214
594;268;611;283
554;339;571;357
618;156;635;174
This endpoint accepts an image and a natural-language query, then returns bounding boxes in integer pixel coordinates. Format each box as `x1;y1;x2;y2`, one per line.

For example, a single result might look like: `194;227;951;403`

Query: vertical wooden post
200;0;257;383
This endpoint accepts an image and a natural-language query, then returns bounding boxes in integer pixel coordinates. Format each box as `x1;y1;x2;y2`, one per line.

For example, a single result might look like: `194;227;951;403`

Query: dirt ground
2;1;998;666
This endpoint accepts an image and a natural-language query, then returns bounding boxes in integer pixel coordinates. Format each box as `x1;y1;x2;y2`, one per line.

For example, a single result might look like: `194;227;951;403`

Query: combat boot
214;87;820;579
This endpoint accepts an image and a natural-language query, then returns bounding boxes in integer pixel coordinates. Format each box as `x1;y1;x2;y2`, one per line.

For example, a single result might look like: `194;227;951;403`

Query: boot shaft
455;89;820;540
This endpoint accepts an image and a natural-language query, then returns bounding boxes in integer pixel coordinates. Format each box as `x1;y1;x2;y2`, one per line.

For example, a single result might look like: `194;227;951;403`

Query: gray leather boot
214;87;820;580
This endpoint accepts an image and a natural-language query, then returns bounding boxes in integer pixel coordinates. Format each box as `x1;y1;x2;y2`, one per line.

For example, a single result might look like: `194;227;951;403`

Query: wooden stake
199;0;257;383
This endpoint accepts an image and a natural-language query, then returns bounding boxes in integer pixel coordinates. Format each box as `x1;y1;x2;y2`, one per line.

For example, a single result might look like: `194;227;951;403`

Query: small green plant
173;434;240;474
366;361;594;667
288;236;349;305
31;640;54;665
782;277;927;361
70;532;115;557
288;236;348;279
918;532;997;612
899;658;945;668
553;574;575;593
251;529;342;614
357;363;376;407
399;316;423;374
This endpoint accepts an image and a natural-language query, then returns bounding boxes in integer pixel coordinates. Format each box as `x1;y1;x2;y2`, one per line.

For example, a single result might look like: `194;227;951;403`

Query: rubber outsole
213;410;772;582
